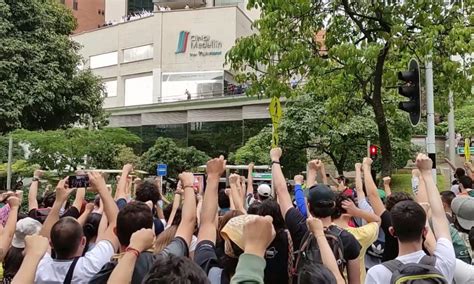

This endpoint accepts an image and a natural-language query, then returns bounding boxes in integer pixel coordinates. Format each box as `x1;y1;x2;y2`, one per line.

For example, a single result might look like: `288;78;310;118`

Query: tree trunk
372;42;392;177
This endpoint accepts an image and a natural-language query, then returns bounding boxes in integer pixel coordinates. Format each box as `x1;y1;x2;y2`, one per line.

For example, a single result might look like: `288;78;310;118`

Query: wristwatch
271;161;281;165
32;177;40;182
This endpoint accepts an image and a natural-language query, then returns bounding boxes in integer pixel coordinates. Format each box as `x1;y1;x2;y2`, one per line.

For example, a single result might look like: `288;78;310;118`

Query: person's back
365;200;455;283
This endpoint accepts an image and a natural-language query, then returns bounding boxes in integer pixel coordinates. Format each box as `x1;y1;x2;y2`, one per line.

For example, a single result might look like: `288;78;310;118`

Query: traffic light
398;58;421;126
370;145;378;159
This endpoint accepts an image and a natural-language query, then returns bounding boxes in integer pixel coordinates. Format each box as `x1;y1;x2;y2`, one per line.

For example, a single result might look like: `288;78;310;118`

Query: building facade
72;6;269;156
61;0;105;33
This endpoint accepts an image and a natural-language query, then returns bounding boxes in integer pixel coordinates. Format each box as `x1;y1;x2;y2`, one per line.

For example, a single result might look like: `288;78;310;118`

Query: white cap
12;217;42;248
257;184;271;197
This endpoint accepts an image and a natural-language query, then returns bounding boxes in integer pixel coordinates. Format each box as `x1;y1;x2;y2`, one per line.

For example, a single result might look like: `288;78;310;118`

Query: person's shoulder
366;263;392;283
89;261;117;283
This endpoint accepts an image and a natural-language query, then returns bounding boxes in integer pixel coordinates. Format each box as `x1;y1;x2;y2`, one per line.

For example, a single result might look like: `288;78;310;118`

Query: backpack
382;255;448;284
292;225;346;280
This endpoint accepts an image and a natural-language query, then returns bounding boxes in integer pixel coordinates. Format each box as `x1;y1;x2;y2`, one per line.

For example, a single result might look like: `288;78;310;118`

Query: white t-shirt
454;258;474;283
35;240;115;284
365;238;456;284
451;184;460;195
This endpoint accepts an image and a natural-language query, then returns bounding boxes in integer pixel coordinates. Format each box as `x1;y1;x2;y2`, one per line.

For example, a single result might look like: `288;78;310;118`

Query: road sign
456;147;474;155
156;164;167;177
252;172;272;180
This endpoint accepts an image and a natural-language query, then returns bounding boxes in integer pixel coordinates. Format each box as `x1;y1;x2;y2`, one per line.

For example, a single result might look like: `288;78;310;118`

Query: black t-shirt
381;210;398;261
194;240;228;284
285;207;361;261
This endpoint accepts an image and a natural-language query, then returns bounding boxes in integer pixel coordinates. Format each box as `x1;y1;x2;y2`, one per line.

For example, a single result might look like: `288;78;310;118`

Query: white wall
105;0;127;22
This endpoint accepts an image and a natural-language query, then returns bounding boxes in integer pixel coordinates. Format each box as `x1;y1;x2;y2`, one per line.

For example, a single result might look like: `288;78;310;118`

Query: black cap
307;184;336;207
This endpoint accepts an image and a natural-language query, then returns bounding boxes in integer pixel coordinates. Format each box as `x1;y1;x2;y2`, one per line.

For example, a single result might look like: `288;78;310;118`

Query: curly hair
136;180;161;205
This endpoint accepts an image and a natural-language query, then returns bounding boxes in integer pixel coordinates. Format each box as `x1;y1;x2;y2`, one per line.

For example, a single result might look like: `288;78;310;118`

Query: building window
161;71;224;103
123;45;153;63
90;52;118;69
214;0;244;6
103;80;118;97
128;0;154;14
73;0;78;10
125;75;153;106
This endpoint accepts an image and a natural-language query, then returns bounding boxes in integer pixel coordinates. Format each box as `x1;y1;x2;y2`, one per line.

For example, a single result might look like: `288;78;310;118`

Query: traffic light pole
425;57;437;184
448;90;456;164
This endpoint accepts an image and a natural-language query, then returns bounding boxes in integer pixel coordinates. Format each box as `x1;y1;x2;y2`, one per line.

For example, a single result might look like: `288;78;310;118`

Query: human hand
306;216;324;236
24;235;50;258
243;216;276;258
7;196;20;208
122;164;133;175
415;153;432;173
294;175;304;185
240;176;246;184
355;163;362;171
34;170;44;179
206;155;226;178
85;203;94;212
55;177;73;203
308;160;319;171
270;147;282;162
248;163;255;171
383;176;391;186
229;174;240;185
133;177;142;185
129;228;155;252
341;199;359;216
363;157;373;168
465;162;474;172
224;188;231;196
179;172;194;188
88;172;107;193
315;160;324;171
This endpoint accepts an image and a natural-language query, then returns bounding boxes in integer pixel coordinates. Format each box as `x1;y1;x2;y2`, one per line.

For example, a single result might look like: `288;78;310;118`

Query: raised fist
294;175;304;185
270;148;282;162
206;155;226;177
415;153;432;172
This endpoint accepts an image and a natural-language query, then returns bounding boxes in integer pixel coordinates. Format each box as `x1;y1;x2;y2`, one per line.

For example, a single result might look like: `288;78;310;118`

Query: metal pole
448;90;456;166
425;57;437;184
367;140;371;158
6;135;13;190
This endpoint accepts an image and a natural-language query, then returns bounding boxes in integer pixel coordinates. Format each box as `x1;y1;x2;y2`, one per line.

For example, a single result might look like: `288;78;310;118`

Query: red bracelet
125;247;140;258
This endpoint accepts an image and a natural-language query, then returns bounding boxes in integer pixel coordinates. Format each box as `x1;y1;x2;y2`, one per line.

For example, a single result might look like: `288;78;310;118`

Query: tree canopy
227;0;472;176
0;0;107;133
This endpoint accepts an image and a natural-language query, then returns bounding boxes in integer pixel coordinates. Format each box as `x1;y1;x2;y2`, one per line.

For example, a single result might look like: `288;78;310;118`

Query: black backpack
292;225;346;281
382;255;448;284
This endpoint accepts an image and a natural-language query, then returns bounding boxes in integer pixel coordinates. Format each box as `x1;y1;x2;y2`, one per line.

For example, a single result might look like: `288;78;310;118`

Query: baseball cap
307;184;336;207
12;217;42;248
257;184;271;197
452;196;474;231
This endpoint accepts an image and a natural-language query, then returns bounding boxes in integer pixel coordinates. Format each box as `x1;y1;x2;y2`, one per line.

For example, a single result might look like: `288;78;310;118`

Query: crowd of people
0;149;473;283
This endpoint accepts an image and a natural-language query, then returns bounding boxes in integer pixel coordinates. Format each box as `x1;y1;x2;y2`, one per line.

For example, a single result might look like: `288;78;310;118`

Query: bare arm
28;170;43;211
96;212;108;242
363;158;386;216
198;156;226;244
306;160;318;188
77;203;94;226
382;177;392;197
167;191;182;227
11;235;49;284
0;197;20;261
354;163;365;200
175;172;197;247
343;200;381;225
319;162;328;185
72;187;85;212
40;178;72;239
444;158;457;172
307;217;345;284
107;229;154;284
271;148;293;218
347;259;361;284
246;163;254;196
115;164;133;201
230;174;245;214
417;154;451;240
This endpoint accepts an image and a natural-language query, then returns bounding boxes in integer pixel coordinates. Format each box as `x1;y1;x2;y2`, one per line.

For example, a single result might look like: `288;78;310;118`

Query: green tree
113;145;140;169
0;0;107;133
12;128;141;172
227;0;472;176
140;137;210;177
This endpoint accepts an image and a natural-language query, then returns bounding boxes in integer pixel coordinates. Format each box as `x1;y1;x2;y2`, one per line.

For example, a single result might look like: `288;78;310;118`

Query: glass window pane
90;52;118;69
161;71;224;102
103;80;117;97
128;0;154;14
123;45;153;63
214;0;244;6
125;75;153;106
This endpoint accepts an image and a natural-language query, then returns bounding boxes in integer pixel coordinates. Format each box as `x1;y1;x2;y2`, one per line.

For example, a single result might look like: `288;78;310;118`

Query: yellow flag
269;97;282;148
465;138;471;162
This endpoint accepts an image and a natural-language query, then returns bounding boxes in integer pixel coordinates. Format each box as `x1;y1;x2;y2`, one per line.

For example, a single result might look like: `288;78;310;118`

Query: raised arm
198;156;226;244
306;160;318;188
167;185;182;227
271;148;293;218
444;158;457;172
11;235;50;284
77;203;94;226
354;163;365;200
0;196;20;261
363;158;386;216
382;177;392;197
307;217;345;284
28;170;43;211
417;154;451;240
72;187;85;212
88;172;120;250
40;177;72;238
319;161;328;185
107;228;154;284
294;175;307;218
342;199;381;225
115;164;133;201
229;174;245;214
246;163;254;196
175;171;197;247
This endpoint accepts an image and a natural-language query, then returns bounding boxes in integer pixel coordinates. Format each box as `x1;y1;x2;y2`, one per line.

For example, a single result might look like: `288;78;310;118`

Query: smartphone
68;175;90;188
